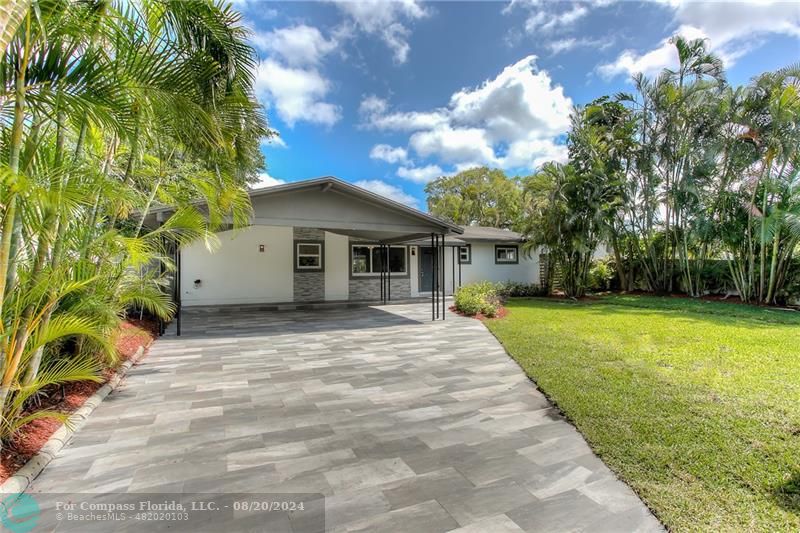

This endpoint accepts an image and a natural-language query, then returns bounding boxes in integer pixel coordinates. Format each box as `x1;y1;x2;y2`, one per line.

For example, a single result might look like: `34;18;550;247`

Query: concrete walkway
28;302;661;532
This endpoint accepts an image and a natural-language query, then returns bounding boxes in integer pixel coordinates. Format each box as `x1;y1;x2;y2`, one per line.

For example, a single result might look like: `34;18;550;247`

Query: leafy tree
425;167;522;228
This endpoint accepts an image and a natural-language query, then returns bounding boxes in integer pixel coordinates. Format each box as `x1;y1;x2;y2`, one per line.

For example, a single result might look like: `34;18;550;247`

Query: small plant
454;281;503;317
588;257;616;291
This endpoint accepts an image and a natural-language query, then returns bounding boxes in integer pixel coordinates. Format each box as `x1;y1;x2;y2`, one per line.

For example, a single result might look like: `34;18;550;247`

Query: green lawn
485;295;800;532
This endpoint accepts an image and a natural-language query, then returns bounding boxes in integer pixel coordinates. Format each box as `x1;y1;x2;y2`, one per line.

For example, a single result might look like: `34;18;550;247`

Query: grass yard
485;295;800;532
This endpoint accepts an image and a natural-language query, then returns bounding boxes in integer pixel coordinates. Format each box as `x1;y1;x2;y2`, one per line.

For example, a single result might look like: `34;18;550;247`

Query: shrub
588;257;616;291
454;281;503;317
499;281;548;297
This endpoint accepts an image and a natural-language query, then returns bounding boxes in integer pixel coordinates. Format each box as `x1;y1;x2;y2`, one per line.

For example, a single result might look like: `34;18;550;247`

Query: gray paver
27;302;662;532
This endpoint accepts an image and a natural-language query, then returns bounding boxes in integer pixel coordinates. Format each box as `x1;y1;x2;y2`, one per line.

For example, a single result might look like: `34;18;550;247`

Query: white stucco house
151;177;542;309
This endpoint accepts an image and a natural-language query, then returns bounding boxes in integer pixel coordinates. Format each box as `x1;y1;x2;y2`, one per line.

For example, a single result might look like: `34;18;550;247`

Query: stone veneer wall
349;278;411;301
293;227;325;302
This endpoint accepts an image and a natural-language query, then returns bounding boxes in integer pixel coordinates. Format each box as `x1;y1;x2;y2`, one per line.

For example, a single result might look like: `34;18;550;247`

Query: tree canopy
425;167;522;229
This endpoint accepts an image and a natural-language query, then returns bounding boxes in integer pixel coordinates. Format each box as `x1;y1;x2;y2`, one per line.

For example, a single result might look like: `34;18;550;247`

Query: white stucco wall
325;232;349;301
459;243;540;287
180;226;293;306
180;226;542;305
410;242;540;297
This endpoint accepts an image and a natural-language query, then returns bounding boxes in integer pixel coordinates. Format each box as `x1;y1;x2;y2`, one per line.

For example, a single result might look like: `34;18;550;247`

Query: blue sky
238;0;800;209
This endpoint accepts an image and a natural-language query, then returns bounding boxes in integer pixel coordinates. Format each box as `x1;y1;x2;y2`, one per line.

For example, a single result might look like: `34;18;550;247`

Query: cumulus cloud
255;58;341;127
410;126;496;165
253;172;286;189
253;25;337;66
500;138;568;169
251;24;343;127
397;164;444;184
359;55;572;173
332;0;430;63
353;179;419;207
448;56;572;142
598;0;800;80
369;144;408;164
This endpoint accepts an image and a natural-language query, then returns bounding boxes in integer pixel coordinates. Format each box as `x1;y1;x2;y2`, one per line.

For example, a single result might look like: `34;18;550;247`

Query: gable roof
246;177;462;234
147;176;463;240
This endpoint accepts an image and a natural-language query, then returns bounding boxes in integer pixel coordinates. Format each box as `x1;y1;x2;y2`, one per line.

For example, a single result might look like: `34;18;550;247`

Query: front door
419;246;435;292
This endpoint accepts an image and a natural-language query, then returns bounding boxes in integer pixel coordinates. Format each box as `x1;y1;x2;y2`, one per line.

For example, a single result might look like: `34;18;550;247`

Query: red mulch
449;305;509;321
0;318;158;483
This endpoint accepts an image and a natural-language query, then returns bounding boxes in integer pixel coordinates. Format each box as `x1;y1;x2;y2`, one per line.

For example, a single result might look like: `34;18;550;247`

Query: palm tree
0;0;268;449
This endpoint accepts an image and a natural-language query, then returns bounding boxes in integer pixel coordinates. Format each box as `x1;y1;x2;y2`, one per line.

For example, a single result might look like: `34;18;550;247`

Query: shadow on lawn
508;297;800;329
772;470;800;514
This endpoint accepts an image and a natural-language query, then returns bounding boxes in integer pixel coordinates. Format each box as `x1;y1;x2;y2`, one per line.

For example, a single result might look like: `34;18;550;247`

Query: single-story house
152;177;541;308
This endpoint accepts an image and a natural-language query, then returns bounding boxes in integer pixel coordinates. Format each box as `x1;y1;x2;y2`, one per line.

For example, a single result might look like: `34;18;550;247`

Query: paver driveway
28;302;661;532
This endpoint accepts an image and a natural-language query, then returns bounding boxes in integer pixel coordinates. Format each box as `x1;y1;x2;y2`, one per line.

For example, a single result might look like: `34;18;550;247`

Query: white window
296;242;322;270
351;245;407;276
495;245;518;264
458;245;471;264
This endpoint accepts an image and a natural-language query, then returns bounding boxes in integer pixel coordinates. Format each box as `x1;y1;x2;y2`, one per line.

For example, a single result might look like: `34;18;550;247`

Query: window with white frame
296;242;323;270
495;245;518;264
351;245;407;276
458;244;471;264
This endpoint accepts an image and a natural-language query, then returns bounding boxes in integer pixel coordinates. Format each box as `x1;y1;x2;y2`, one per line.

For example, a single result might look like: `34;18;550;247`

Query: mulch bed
449;305;509;320
0;318;158;483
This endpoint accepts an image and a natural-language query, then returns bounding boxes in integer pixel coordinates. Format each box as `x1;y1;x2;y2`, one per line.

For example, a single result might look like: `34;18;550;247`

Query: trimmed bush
499;281;548;297
454;281;502;317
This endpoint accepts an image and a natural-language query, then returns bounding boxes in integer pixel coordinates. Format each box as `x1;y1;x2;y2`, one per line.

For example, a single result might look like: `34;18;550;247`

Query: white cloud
360;96;448;131
261;134;287;149
370;144;408;164
353;179;419;207
548;37;578;54
598;1;800;80
255;59;341;127
253;172;286;189
448;55;572;142
397;164;444;184
358;55;572;173
500;138;568;169
332;0;429;63
253;25;337;66
410;126;496;165
548;36;612;55
597;26;705;79
525;5;588;34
